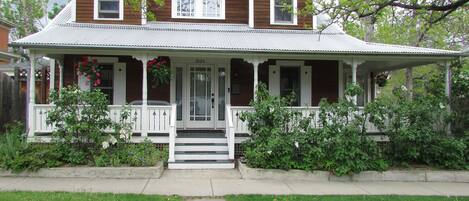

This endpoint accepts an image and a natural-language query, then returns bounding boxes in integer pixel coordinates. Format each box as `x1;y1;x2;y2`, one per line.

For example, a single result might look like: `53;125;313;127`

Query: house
11;0;465;169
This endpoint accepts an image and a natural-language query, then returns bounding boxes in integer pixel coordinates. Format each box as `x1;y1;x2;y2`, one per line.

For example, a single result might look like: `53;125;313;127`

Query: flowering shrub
241;84;386;176
148;57;171;86
47;86;118;165
76;56;103;87
366;86;466;169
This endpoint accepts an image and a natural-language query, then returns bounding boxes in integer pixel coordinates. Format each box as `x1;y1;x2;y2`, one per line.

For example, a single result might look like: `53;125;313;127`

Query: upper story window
172;0;225;19
270;0;297;25
94;0;124;20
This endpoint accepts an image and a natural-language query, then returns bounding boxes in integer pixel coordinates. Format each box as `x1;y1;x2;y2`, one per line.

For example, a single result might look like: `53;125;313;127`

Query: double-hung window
94;0;124;20
270;0;297;25
172;0;225;19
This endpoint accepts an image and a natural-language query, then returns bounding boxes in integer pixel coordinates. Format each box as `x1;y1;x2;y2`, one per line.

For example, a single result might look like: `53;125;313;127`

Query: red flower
92;58;98;64
96;72;101;77
86;75;91;80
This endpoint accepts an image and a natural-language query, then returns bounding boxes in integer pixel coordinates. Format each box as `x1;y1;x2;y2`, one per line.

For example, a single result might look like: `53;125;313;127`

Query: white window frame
171;0;226;20
270;0;298;25
94;0;124;21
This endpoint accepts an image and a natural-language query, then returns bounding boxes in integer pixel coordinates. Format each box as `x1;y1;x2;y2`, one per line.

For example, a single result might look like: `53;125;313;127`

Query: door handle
211;93;215;108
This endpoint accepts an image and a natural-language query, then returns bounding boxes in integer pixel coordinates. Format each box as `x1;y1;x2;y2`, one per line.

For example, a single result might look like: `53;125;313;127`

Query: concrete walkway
1;169;469;197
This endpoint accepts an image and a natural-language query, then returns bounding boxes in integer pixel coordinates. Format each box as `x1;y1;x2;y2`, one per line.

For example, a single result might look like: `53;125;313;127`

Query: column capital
343;58;365;66
27;51;45;60
244;58;268;65
133;54;150;62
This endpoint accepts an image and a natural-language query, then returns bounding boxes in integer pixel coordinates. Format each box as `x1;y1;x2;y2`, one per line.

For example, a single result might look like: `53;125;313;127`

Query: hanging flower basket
375;72;389;87
148;57;170;87
77;56;103;87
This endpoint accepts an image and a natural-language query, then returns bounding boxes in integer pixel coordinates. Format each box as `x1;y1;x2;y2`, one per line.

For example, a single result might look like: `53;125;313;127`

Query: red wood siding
254;0;311;29
307;60;338;105
152;0;249;24
75;0;142;25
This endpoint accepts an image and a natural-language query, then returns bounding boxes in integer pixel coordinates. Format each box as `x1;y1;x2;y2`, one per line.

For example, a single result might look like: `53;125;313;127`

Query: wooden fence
0;71;25;131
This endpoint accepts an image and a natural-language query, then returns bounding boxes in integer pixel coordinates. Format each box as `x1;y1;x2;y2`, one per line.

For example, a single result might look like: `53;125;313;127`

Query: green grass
225;195;469;201
0;192;182;201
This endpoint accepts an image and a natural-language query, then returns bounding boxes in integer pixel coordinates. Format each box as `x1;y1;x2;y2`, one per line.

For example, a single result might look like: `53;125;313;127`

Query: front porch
27;53;393;169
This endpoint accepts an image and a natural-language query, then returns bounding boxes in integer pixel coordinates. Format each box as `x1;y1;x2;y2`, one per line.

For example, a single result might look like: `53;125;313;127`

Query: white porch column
27;53;38;137
244;58;267;99
338;61;344;99
134;55;150;137
59;61;64;92
344;59;364;104
445;61;452;136
49;59;55;92
248;0;254;28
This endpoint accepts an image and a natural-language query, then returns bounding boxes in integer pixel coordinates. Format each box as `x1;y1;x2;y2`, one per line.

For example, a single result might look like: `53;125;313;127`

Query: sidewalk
1;169;469;197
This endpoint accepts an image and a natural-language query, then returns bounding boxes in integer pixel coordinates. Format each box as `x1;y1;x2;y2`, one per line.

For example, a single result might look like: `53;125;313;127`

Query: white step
175;153;229;161
168;162;234;169
175;145;228;152
175;138;227;144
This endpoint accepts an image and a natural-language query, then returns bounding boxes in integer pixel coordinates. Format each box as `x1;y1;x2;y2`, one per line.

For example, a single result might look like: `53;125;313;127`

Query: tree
305;0;468;32
0;0;47;40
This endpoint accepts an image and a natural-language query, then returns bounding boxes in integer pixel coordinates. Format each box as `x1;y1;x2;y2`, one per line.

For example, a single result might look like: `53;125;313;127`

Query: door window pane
218;68;225;121
176;68;183;120
280;67;300;106
190;67;211;121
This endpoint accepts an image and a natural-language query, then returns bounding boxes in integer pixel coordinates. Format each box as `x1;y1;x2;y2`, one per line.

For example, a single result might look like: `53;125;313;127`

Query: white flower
119;130;129;140
109;135;117;145
401;85;408;91
269;107;274;113
267;150;272;154
294;141;299;148
102;141;109;149
439;103;446;109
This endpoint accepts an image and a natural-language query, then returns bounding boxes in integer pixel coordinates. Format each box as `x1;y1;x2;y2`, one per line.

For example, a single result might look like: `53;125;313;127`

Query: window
172;0;225;19
270;0;297;25
280;67;301;106
94;0;123;20
92;64;114;104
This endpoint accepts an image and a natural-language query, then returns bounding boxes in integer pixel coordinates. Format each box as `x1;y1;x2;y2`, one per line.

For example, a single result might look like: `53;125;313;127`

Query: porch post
445;61;452;136
59;61;63;92
351;61;358;104
49;59;55;92
338;61;344;99
343;59;364;105
27;53;38;137
133;55;149;137
244;58;267;99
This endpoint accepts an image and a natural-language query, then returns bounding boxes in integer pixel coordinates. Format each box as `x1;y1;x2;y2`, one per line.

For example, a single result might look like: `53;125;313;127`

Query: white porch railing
168;104;177;162
225;104;235;160
32;104;174;135
229;106;380;134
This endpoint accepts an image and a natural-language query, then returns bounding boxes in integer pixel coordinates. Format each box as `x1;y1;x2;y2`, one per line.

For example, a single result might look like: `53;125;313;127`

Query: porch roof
11;3;463;59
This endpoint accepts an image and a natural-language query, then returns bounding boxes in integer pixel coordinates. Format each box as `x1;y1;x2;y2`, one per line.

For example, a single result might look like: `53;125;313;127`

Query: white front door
172;58;230;129
186;66;215;128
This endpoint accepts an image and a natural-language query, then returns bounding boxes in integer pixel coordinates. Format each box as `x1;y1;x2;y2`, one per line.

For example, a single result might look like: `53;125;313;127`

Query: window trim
270;0;298;25
94;0;124;21
171;0;226;20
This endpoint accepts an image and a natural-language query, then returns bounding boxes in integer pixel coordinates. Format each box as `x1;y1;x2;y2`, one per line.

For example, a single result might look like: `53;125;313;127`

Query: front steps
168;130;235;169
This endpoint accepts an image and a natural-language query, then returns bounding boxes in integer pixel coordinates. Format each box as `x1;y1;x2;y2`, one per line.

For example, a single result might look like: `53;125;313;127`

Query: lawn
0;192;182;201
225;195;469;201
